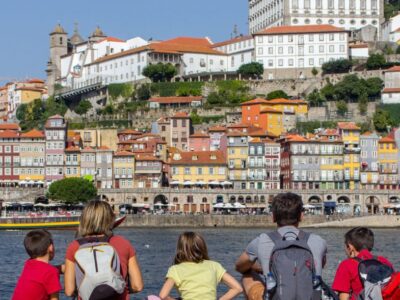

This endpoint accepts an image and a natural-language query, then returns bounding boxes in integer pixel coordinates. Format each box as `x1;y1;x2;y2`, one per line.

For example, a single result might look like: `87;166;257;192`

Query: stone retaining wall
121;214;327;228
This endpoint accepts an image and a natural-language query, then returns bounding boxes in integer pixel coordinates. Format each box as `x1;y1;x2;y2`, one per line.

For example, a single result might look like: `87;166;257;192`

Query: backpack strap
77;234;112;245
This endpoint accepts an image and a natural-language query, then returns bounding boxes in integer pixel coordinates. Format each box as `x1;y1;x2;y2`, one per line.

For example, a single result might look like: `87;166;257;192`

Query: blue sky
0;0;248;85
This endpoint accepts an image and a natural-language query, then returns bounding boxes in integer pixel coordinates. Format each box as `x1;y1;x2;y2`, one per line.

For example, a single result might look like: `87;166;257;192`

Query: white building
248;0;384;38
381;13;400;43
212;35;255;72
60;35;148;89
60;37;230;90
382;66;400;104
254;25;349;79
349;43;369;58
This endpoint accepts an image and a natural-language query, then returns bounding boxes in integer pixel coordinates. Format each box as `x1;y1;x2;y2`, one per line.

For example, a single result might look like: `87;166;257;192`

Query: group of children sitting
11;193;400;300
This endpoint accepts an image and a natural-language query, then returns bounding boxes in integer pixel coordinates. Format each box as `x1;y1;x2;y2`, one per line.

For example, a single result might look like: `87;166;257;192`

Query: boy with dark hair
332;227;393;300
12;229;61;300
235;192;327;300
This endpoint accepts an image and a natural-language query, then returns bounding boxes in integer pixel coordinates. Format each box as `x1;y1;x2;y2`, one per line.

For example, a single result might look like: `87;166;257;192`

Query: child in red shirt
332;227;393;300
12;229;62;300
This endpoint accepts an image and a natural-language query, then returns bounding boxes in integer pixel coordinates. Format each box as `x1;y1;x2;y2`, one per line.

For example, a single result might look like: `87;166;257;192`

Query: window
258;47;263;55
278;47;283;54
319;45;324;53
328;0;334;9
292;0;298;9
340;45;345;52
309;35;314;42
278;36;283;43
268;36;273;43
329;45;334;53
329;34;334;41
268;60;273;67
278;59;283;66
288;46;293;54
258;36;263;43
288;35;293;42
309;46;314;53
319;34;324;41
288;59;294;66
309;58;314;66
184;167;190;175
197;168;203;175
268;47;273;54
304;0;310;9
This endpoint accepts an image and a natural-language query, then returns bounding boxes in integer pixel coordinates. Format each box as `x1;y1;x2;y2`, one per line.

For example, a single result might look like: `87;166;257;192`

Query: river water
1;228;399;299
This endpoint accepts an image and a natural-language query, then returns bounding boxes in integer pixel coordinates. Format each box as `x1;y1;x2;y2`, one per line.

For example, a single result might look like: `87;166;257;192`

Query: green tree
358;91;368;115
16;103;28;122
47;178;97;204
190;110;202;125
365;77;384;98
366;53;386;70
336;100;348;116
266;90;289;100
320;83;335;101
238;62;264;79
136;84;151;100
206;92;224;106
396;46;400;54
75;100;92;116
334;74;366;102
373;109;394;132
142;63;177;82
108;83;133;100
307;89;325;106
322;59;352;74
311;67;319;77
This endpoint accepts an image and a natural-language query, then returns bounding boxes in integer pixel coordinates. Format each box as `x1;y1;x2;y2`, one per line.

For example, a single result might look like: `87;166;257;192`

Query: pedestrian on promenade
158;231;242;300
235;192;328;300
64;200;143;299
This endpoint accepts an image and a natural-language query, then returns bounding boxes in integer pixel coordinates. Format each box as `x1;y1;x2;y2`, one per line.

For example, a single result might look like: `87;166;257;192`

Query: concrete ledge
304;215;400;228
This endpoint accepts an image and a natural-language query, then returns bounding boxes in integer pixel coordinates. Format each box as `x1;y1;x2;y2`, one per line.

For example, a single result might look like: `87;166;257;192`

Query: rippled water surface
1;228;399;299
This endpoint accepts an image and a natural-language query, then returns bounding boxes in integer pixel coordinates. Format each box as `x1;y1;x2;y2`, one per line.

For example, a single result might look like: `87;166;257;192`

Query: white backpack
74;236;126;300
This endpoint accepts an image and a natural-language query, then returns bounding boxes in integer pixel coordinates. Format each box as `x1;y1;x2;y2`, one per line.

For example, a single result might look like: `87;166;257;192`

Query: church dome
52;23;66;34
91;26;105;37
70;23;84;45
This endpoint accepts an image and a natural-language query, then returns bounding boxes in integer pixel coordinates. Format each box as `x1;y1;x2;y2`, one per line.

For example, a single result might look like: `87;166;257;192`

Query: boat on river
0;215;126;230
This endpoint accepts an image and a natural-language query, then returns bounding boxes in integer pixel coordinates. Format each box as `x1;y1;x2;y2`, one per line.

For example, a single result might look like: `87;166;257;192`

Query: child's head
344;227;374;255
24;229;54;260
174;232;209;264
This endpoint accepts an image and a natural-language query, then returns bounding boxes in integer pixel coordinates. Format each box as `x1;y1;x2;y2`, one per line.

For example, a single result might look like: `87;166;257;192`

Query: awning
196;181;206;185
304;204;315;209
170;181;181;185
213;203;224;208
222;181;233;186
224;203;234;209
209;181;221;185
234;202;246;209
183;181;194;186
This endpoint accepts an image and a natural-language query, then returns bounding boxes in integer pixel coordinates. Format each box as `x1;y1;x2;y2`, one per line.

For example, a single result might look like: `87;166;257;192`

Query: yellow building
263;98;308;116
17;87;43;104
170;150;227;185
338;122;361;190
319;140;344;190
19;129;46;185
74;128;119;151
260;107;284;136
64;146;81;178
113;151;135;188
226;131;249;190
378;136;398;189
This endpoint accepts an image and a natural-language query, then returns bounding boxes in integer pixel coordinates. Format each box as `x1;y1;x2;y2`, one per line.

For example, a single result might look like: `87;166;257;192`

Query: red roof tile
383;88;400;93
98;145;111;150
260;107;282;114
0;130;19;138
212;35;253;48
266;98;307;105
241;98;270;106
254;25;345;35
118;129;142;135
134;154;161;161
0;123;20;131
65;146;81;152
171;112;190;118
208;126;226;132
114;151;135;156
20;129;45;138
170;150;225;165
190;132;210;138
337;122;360;130
81;146;95;152
385;66;400;73
379;136;396;143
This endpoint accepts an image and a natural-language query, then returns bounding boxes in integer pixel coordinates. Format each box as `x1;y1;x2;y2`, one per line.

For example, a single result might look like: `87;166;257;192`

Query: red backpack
354;257;400;300
381;272;400;300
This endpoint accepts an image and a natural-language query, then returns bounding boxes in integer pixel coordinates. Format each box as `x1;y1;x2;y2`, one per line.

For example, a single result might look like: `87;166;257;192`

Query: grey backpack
267;230;321;300
74;235;126;300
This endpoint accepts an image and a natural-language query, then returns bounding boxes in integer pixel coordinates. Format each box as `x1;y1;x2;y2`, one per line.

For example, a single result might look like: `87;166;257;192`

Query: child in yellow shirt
159;232;242;300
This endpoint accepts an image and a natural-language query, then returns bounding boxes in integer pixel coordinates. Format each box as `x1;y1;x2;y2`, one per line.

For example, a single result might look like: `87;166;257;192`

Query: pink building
45;115;67;185
208;126;226;151
189;132;210;151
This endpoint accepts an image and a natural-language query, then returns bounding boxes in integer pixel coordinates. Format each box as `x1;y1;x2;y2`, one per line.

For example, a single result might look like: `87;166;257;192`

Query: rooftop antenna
74;21;79;34
233;24;239;38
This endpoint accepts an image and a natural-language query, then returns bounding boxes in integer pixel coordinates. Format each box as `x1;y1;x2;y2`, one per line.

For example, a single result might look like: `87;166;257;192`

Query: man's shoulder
307;232;327;246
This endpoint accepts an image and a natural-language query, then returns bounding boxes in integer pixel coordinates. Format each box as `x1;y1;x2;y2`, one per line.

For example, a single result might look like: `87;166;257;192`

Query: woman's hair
78;200;115;237
174;232;209;264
